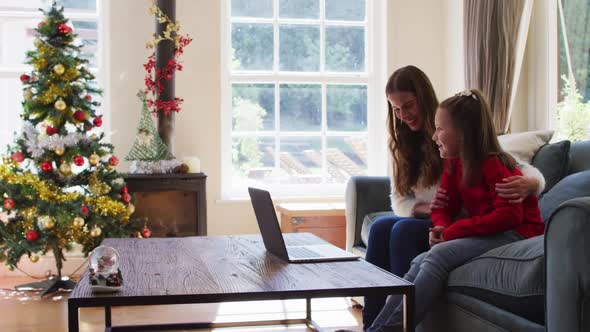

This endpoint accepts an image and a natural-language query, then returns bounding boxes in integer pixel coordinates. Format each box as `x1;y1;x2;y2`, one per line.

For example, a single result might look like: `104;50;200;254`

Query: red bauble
3;198;15;210
85;95;92;102
141;227;151;238
11;151;25;163
26;230;38;242
80;205;89;216
41;161;53;172
121;186;129;194
73;110;86;122
73;156;85;166
20;74;30;83
121;193;131;204
57;23;72;34
108;156;119;166
93;117;103;127
46;126;57;136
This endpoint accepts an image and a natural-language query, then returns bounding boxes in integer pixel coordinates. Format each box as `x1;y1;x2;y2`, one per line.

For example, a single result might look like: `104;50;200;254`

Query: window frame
221;0;387;199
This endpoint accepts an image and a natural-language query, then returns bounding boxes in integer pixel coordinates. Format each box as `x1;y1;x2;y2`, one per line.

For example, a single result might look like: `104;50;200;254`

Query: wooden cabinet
276;203;346;249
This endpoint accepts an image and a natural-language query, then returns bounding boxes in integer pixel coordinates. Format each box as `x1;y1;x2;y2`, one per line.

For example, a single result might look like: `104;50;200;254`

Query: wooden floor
0;277;363;332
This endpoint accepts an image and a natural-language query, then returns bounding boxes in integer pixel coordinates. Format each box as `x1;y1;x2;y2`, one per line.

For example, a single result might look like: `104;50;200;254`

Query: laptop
248;187;359;263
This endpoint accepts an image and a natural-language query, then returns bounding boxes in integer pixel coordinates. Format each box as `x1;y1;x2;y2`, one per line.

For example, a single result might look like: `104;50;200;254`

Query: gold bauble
73;217;85;228
128;203;135;214
90;134;98;141
55;147;65;156
29;255;40;263
23;88;33;100
34;39;43;48
41;216;55;229
53;64;65;75
54;99;67;111
89;154;100;166
90;226;102;238
59;162;71;174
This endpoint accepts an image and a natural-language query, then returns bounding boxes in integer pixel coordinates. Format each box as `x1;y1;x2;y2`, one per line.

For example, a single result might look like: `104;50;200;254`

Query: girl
362;67;545;329
366;89;545;332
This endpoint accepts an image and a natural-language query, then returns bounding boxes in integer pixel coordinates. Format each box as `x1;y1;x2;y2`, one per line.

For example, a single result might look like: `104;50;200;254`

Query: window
0;0;99;152
224;0;381;197
556;0;590;141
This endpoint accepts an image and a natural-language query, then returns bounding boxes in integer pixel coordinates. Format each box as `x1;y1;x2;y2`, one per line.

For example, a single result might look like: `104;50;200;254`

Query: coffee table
68;233;414;331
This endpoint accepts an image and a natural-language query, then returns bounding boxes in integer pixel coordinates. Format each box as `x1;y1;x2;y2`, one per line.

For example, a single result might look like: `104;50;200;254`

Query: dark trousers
362;215;430;330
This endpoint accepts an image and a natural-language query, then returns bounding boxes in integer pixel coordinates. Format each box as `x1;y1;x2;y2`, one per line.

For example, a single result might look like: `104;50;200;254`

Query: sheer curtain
464;0;533;134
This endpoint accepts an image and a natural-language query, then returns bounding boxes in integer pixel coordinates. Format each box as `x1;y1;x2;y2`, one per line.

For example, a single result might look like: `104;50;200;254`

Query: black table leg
403;288;415;332
105;305;112;328
68;301;79;332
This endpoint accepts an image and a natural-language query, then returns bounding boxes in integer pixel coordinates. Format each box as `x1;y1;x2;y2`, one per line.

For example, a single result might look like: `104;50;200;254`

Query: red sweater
431;156;544;241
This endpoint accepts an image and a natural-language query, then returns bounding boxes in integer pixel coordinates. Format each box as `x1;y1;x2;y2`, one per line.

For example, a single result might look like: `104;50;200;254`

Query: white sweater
388;157;546;217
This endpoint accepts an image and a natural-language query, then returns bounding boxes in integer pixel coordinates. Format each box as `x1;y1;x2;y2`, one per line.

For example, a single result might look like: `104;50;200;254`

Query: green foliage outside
555;76;590;142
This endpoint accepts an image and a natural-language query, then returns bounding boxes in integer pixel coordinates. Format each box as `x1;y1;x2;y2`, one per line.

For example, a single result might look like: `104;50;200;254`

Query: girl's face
388;92;424;131
432;107;461;159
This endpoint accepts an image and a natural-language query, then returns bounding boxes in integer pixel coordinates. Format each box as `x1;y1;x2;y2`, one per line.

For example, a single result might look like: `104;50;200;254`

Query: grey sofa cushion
448;236;545;325
360;211;396;247
539;170;590;222
531;140;571;194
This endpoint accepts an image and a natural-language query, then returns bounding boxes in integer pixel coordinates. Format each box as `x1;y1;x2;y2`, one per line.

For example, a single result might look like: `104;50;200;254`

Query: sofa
345;139;590;332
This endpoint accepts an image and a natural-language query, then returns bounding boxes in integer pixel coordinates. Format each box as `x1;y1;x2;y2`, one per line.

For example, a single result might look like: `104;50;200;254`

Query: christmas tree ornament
46;125;57;136
73;217;85;228
55;147;65;156
90;134;98;141
54;99;67;111
85;95;92;102
57;23;72;34
93;117;102;127
20;74;30;82
23;88;33;100
90;226;102;238
3;198;15;210
26;230;39;242
73;110;86;122
89;154;100;166
34;38;43;47
121;186;129;194
73;155;84;166
141;227;151;238
53;63;65;75
40;216;56;229
109;156;119;166
59;162;71;174
29;255;40;263
41;161;53;172
128;203;135;214
80;204;89;216
11;151;25;163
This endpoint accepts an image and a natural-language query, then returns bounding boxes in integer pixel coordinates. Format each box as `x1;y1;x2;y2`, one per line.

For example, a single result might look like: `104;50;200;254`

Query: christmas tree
0;3;145;295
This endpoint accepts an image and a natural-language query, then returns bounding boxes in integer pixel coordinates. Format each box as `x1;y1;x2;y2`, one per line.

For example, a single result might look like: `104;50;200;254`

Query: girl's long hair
439;89;516;185
386;65;443;196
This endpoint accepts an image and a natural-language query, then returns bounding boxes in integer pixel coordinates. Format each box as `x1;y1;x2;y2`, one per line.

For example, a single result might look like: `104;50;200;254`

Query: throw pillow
498;130;554;163
532;140;571;194
539;170;590;222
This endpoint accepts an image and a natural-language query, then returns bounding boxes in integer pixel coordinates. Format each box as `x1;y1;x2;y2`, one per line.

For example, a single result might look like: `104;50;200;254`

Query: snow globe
88;246;123;293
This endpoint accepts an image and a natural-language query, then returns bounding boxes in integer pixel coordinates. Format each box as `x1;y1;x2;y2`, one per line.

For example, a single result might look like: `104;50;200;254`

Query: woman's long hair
386;65;443;196
439;89;516;186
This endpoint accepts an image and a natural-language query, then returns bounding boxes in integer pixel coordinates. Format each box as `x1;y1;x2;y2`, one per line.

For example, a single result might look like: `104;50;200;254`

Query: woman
362;66;544;329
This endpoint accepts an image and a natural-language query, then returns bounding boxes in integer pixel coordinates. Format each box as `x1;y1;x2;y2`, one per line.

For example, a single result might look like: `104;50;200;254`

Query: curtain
464;0;533;134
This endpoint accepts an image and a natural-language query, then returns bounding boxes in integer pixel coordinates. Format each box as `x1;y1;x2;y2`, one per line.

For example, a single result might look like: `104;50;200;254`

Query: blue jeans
367;230;524;332
362;215;430;330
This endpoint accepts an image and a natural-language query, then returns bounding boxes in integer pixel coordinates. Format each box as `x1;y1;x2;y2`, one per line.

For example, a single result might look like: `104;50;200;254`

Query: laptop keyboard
288;246;322;258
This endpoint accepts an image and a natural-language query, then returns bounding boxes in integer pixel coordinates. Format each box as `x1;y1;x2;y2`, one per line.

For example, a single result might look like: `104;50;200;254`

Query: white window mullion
321;82;327;184
319;0;325;73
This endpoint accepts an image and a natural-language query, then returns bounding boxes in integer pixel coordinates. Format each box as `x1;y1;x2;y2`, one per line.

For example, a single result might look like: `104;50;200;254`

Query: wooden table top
69;233;411;307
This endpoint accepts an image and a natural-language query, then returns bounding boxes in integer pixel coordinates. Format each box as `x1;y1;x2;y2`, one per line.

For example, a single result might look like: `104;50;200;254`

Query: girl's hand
429;226;445;247
495;176;538;204
412;202;431;218
430;188;449;210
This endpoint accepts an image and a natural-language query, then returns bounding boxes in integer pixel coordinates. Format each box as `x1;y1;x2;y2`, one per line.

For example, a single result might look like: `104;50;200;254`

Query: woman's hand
412;202;431;218
430;187;448;210
429;226;445;247
495;176;539;203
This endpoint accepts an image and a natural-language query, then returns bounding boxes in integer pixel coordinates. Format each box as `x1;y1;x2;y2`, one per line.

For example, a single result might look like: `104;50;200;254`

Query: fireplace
123;173;207;237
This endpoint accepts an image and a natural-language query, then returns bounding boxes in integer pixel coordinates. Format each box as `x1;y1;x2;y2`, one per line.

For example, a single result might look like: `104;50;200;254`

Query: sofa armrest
545;197;590;332
345;176;391;251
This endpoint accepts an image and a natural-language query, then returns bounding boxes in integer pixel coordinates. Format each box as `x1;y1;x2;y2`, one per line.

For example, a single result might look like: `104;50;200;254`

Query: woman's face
388;91;424;131
432;107;461;159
